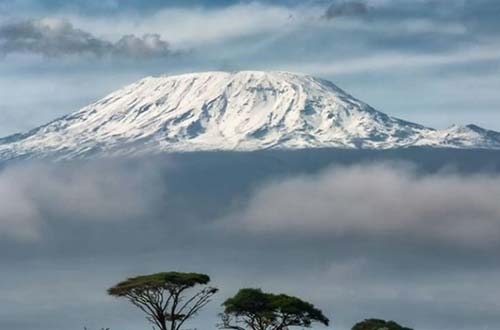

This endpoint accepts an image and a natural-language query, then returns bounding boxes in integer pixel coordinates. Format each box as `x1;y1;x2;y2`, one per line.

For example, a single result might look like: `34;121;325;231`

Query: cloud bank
1;155;500;330
0;17;173;58
0;161;166;241
228;163;500;247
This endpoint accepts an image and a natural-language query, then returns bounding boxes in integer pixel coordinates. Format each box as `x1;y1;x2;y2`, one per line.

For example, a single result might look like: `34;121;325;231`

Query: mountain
1;70;500;161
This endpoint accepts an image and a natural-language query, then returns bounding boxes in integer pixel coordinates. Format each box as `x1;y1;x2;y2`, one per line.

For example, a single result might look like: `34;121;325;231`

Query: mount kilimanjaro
1;70;500;161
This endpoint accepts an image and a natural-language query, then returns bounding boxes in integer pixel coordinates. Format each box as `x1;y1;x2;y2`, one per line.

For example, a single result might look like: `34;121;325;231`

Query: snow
1;70;499;160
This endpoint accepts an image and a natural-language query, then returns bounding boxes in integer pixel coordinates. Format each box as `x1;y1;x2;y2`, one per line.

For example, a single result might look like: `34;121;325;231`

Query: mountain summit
1;71;500;160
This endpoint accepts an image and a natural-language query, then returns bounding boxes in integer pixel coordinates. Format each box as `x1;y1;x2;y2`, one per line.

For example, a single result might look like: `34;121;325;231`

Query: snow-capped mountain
1;71;500;160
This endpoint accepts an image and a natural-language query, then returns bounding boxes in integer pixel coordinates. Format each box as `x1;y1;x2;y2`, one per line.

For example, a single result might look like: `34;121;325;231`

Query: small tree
220;288;329;330
352;318;413;330
108;271;218;330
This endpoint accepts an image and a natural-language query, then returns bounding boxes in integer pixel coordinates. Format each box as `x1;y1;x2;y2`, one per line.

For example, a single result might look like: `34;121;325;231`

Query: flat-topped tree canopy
108;271;216;330
223;288;272;314
271;293;329;326
352;318;413;330
107;272;210;296
222;288;329;330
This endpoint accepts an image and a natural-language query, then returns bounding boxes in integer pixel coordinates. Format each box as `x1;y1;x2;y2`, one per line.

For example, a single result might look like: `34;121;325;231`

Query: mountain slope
1;71;499;160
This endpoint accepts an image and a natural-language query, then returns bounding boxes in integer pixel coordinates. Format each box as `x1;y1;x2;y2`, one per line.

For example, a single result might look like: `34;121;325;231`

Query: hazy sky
0;0;500;136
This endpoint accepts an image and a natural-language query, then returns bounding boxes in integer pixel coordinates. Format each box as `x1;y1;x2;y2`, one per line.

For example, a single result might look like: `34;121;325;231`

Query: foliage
352;318;413;330
220;288;329;330
108;271;217;330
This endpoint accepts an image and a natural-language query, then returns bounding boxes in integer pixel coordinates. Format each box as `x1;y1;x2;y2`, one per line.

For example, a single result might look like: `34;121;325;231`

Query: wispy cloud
284;45;500;75
324;0;369;19
67;2;302;48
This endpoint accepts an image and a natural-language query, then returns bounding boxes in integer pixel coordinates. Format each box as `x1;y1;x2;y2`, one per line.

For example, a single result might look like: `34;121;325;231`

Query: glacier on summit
1;71;500;160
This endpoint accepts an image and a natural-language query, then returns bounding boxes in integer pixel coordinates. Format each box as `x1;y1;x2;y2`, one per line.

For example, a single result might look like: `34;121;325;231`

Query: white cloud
0;172;40;241
224;163;500;246
68;2;309;48
282;45;500;75
0;161;165;241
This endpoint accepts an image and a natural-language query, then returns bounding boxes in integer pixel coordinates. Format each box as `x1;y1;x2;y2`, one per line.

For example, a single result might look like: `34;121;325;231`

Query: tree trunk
157;314;168;330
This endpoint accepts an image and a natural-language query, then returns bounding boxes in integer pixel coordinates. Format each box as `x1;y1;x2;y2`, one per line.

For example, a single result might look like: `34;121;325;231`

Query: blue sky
0;0;499;136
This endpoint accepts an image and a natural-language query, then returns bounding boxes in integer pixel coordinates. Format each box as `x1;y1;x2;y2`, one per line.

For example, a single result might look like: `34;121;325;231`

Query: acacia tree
352;318;414;330
219;288;329;330
107;272;218;330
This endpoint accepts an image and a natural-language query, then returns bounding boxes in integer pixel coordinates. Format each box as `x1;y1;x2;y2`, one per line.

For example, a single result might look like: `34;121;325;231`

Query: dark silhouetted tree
220;288;329;330
352;318;413;330
108;272;218;330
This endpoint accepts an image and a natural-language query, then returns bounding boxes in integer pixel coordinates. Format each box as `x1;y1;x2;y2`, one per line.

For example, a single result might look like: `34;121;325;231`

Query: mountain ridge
1;70;500;161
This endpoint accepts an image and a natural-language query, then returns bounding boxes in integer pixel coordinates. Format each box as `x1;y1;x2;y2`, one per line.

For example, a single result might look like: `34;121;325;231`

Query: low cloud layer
0;18;173;58
228;163;500;247
2;155;500;330
0;161;166;241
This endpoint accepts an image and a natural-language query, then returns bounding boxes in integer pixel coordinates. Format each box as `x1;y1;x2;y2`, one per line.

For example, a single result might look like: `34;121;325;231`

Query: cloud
54;2;306;50
114;33;171;58
322;0;500;41
0;172;40;241
463;0;500;36
0;160;166;241
2;155;500;330
225;163;500;247
324;0;369;19
0;17;174;59
283;45;500;75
